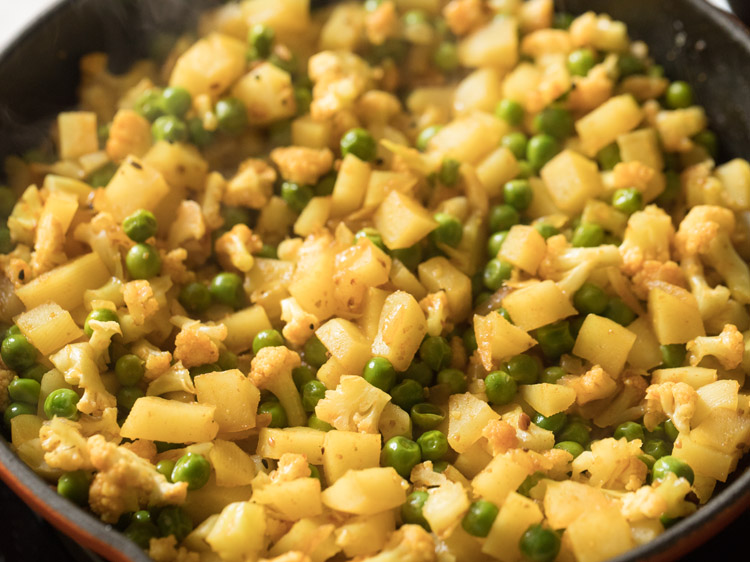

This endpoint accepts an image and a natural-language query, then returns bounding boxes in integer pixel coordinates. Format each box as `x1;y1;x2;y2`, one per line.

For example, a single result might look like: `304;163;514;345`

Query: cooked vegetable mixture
1;0;749;560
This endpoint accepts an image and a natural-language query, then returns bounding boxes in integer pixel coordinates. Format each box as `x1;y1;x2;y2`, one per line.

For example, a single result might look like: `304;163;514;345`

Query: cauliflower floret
214;224;262;273
131;339;172;381
443;0;486;36
630;260;687;300
106;109;152;162
74;211;132;276
643;381;697;434
249;346;306;427
619;205;675;275
172;318;227;369
88;434;187;523
87;318;123;361
481;419;518;455
166;200;208;263
270;146;334;186
0;369;13;411
365;0;398;45
562;365;618;405
224;159;277;209
79;408;121;443
687;323;744;369
315;375;391;434
360;525;436;562
160;248;193;285
619;485;668;522
410;461;449;488
675;205;750;304
121;439;158;462
270;453;311;483
572;437;647;491
146;361;195;397
50;343;117;416
612;161;656;193
123;280;160;326
148;536;200;562
655;107;707;152
280;297;320;347
39;417;94;471
259;553;312;562
30;212;67;277
419;292;452;337
567;64;614;113
681;255;731;320
308;51;373;120
652;471;697;519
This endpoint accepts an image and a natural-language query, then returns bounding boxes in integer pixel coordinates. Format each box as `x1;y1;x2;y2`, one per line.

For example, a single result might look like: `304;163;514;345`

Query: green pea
612;187;643;215
649;64;665;77
124;521;160;549
604;297;636;326
177;282;211;315
252;329;285;354
4;402;36;426
483;232;505;259
152;115;188;143
462;328;477;354
614;421;645;442
540;366;566;384
665;80;694;109
532;412;567;434
534;223;559;239
161;86;192;117
382;435;422;478
483;259;513;291
516;160;535;179
215;98;248;135
1;333;38;372
462;500;499;538
652;455;694;485
495;99;524;126
519;524;561;562
268;50;298;73
536;321;574;359
401;490;431;530
693;129;718;159
307;464;322;481
44;388;80;420
134;89;165;122
363;357;397;392
554;440;584;458
57;470;89;505
122;209;157;243
643;438;671;460
567;48;596;76
255;243;278;259
436;368;467;394
571;223;604;248
294;86;312;115
259;401;287;427
433;460;449;473
518;471;545;497
557;421;590;446
156;459;176;481
419;336;452;371
8;377;40;405
489;204;520;233
410;403;445;430
117;386;144;412
659;344;686;369
390;243;422;271
126;243;161;279
527;134;559;171
505;353;539;385
0;186;17;218
390;379;425;411
664;419;679;442
303;335;328;368
355;228;387;252
430;213;463;248
417;429;449;462
307;413;333;431
156;505;193;542
596;142;621;170
171;452;211;491
0;226;13;254
618;53;645;78
302;380;327;412
501;132;528;160
248;23;275;58
573;282;608;315
281;181;314;213
474;291;491;308
503;179;533;211
340;127;377;162
416;125;442;151
188;117;214;148
438;158;461;186
533;106;573;140
83;308;119;337
553;12;574;29
209;272;244;309
484;370;517;405
433;41;459;72
221;206;252;229
115;354;145;387
292;365;316;390
22;364;48;384
656;169;681;206
402;360;434;387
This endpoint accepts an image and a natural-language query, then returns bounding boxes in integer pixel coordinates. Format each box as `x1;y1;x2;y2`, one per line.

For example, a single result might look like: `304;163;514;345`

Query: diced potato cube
474;311;537;370
316;357;348;389
170;33;247;100
575;94;643;156
371;290;427;371
482;492;543;561
206;501;265;560
289;233;337;320
475;146;520;198
626;316;663;371
423;481;470;537
418;257;472;322
520;384;576;417
257;427;326;464
472;454;532;507
499;225;547;275
501;280;576;331
363;171;418;210
378;403;412;442
715;158;750;211
58;112;98;159
429;112;507;164
210;439;257;487
388;260;427;302
454;439;493;478
572;314;636;376
331;154;371;218
294;196;331;237
11;415;43;447
316;318;370;374
526;177;561;219
453;68;503;115
41;189;79;234
253;478;323;520
448;393;500;453
655;107;707;152
358;287;388;343
648;284;705;344
292;115;331;149
540;150;604;214
268;518;339;561
43;174;92;205
15;303;83;355
99;156;170;222
16;252;110;311
692;379;739;427
651;366;717;389
241;0;311;35
459;17;519;70
143;141;208;192
374;190;437;250
222;306;272;353
232;62;296;125
617;128;664;171
335;511;395;558
120;397;219;443
321;467;407;515
323;431;381;483
195;370;260;433
565;504;635;562
690;409;750;455
673;434;735;482
543;480;611;529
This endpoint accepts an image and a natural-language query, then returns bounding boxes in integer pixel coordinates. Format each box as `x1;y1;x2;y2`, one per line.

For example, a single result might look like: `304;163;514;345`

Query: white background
0;0;734;53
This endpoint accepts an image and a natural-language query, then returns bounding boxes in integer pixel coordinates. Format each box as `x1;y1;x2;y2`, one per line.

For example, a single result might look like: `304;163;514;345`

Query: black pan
0;0;749;560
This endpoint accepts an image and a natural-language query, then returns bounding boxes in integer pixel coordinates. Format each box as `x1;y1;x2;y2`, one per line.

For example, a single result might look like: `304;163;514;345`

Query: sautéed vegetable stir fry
1;0;750;561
